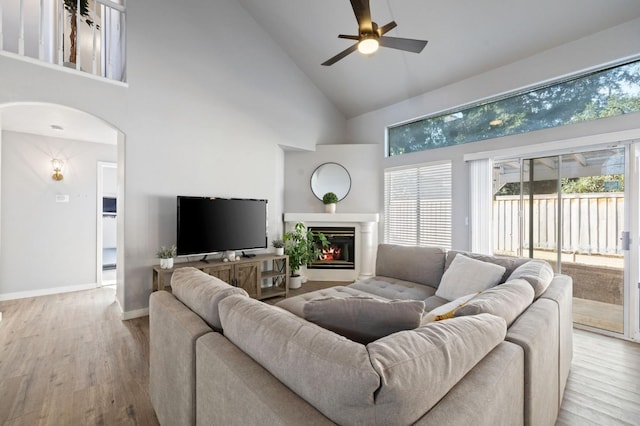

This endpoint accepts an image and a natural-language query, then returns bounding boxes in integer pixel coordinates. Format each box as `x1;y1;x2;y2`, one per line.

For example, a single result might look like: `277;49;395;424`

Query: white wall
284;144;381;215
346;18;640;251
0;131;116;297
0;0;347;314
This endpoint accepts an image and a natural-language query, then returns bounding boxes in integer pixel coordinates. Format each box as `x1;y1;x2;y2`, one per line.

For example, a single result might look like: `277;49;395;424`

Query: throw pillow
454;279;535;326
302;296;425;344
435;254;506;301
421;292;478;324
507;259;554;298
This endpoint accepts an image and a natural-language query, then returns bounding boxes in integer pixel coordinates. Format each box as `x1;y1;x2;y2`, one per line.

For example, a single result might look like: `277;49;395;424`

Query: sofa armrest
149;291;212;426
196;333;335;426
540;274;573;406
506;298;559;426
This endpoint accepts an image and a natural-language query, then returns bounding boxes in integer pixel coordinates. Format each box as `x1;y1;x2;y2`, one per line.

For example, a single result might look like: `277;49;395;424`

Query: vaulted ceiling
238;0;640;118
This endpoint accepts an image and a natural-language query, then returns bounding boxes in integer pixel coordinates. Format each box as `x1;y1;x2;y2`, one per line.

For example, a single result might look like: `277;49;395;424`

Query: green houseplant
272;238;285;255
322;191;338;213
283;223;328;289
157;245;177;269
64;0;99;64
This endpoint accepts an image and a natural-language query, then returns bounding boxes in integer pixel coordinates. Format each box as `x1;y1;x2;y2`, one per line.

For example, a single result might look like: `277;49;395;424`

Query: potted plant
272;238;285;255
157;245;177;269
63;0;99;65
322;191;339;213
283;223;328;289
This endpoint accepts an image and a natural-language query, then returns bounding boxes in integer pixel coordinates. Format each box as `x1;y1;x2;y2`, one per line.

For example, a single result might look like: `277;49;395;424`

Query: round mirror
310;162;351;201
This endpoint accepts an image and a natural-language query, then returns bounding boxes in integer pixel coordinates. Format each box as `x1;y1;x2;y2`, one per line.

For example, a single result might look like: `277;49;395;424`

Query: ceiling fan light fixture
358;37;379;55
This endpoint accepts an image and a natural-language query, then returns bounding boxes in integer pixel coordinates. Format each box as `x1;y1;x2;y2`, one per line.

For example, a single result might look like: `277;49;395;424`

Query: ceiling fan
322;0;428;66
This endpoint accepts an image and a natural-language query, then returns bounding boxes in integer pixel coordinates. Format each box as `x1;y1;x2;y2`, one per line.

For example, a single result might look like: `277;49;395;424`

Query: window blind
384;162;452;248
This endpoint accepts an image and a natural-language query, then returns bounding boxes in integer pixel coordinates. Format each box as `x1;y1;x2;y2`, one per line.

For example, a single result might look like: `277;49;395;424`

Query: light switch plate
55;194;70;203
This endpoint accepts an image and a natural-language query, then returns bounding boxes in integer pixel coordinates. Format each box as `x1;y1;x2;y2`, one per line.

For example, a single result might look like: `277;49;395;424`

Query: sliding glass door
494;147;629;334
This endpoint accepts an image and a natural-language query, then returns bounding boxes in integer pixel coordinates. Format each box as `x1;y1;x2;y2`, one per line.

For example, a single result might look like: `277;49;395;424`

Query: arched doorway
0;102;125;309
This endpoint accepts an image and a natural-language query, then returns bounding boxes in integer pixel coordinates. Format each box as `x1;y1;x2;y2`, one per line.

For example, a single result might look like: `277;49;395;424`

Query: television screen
177;196;267;256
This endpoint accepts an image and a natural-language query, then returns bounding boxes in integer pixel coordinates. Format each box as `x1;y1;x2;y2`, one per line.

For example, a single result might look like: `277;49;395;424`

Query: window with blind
384;162;452;248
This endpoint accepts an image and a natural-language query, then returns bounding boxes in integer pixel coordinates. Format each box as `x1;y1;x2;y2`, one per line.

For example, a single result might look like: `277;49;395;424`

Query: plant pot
160;258;174;269
275;247;284;256
290;275;303;289
325;203;336;213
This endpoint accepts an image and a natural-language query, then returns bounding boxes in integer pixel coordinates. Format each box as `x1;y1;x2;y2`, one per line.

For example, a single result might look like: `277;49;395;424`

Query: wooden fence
494;193;624;256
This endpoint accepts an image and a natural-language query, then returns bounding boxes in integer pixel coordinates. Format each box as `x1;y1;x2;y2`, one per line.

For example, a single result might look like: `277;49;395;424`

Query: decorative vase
325;203;336;213
275;247;284;256
160;258;174;269
290;275;303;289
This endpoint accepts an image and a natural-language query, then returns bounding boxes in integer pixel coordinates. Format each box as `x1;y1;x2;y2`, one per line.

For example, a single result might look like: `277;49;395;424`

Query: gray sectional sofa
149;244;573;426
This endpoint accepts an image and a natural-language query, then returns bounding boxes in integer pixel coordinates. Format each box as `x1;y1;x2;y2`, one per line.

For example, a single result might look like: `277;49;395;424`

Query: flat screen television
176;196;268;257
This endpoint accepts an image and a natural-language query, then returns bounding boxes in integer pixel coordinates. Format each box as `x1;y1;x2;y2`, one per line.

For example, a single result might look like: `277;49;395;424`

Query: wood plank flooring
1;285;639;425
0;288;158;425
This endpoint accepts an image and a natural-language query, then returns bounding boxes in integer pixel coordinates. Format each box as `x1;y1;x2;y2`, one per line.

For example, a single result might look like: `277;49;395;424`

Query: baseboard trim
0;283;98;301
122;307;149;320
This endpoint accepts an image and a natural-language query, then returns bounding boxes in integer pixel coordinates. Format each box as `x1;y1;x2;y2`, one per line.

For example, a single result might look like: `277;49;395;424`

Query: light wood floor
1;285;639;425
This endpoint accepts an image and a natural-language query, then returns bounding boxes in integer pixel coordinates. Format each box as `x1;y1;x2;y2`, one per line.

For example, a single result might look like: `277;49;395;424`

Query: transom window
388;59;640;156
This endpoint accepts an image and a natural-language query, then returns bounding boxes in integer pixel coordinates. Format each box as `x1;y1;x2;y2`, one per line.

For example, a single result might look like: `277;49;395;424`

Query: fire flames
319;246;342;261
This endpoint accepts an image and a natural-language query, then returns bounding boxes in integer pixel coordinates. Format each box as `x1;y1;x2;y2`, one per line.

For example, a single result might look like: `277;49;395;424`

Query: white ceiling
238;0;640;118
0;103;118;145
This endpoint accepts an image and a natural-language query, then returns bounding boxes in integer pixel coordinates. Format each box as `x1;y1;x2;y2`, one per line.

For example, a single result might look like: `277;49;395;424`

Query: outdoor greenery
496;175;624;196
283;223;329;275
389;60;640;156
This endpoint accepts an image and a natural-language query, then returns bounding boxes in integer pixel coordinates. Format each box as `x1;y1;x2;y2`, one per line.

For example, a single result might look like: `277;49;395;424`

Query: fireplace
284;212;379;281
308;227;355;270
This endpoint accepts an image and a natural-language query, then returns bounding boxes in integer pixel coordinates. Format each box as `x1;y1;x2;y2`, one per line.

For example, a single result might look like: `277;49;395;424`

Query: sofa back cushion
171;267;248;331
507;259;554;298
375;244;446;287
302;297;425;344
219;295;380;425
454;279;535;326
367;314;507;425
445;251;529;283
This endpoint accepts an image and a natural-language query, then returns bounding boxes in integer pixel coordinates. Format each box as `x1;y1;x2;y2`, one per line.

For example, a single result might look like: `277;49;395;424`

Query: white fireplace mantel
284;212;379;281
284;213;379;224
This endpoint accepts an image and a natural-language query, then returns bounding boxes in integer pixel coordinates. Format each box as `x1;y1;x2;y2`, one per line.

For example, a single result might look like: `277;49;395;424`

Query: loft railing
0;0;126;82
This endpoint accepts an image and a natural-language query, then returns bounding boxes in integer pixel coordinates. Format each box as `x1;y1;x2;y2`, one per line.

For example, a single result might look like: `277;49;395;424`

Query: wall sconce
51;159;64;181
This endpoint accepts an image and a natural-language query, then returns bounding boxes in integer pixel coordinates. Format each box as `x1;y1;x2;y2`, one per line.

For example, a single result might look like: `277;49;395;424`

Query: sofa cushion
435;254;506;301
454;279;535;326
446;251;529;283
367;313;507;425
375;244;446;287
421;293;478;324
171;267;248;331
275;285;387;317
424;295;450;312
219;295;380;425
507;259;554;298
349;276;436;300
303;297;425;344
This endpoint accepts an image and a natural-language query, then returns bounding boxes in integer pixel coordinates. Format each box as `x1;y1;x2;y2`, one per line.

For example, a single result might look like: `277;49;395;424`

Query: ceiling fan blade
377;21;397;36
338;34;360;41
321;43;359;66
350;0;372;32
379;36;428;53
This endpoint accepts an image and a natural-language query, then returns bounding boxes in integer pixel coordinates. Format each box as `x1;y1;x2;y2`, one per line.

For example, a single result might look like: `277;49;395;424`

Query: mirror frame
310;162;351;202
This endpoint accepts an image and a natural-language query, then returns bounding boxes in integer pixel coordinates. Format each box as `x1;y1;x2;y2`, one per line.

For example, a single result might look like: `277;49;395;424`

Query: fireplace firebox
308;227;355;270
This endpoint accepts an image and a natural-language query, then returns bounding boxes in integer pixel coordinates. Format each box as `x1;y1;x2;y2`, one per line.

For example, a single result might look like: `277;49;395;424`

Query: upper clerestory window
387;59;640;156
